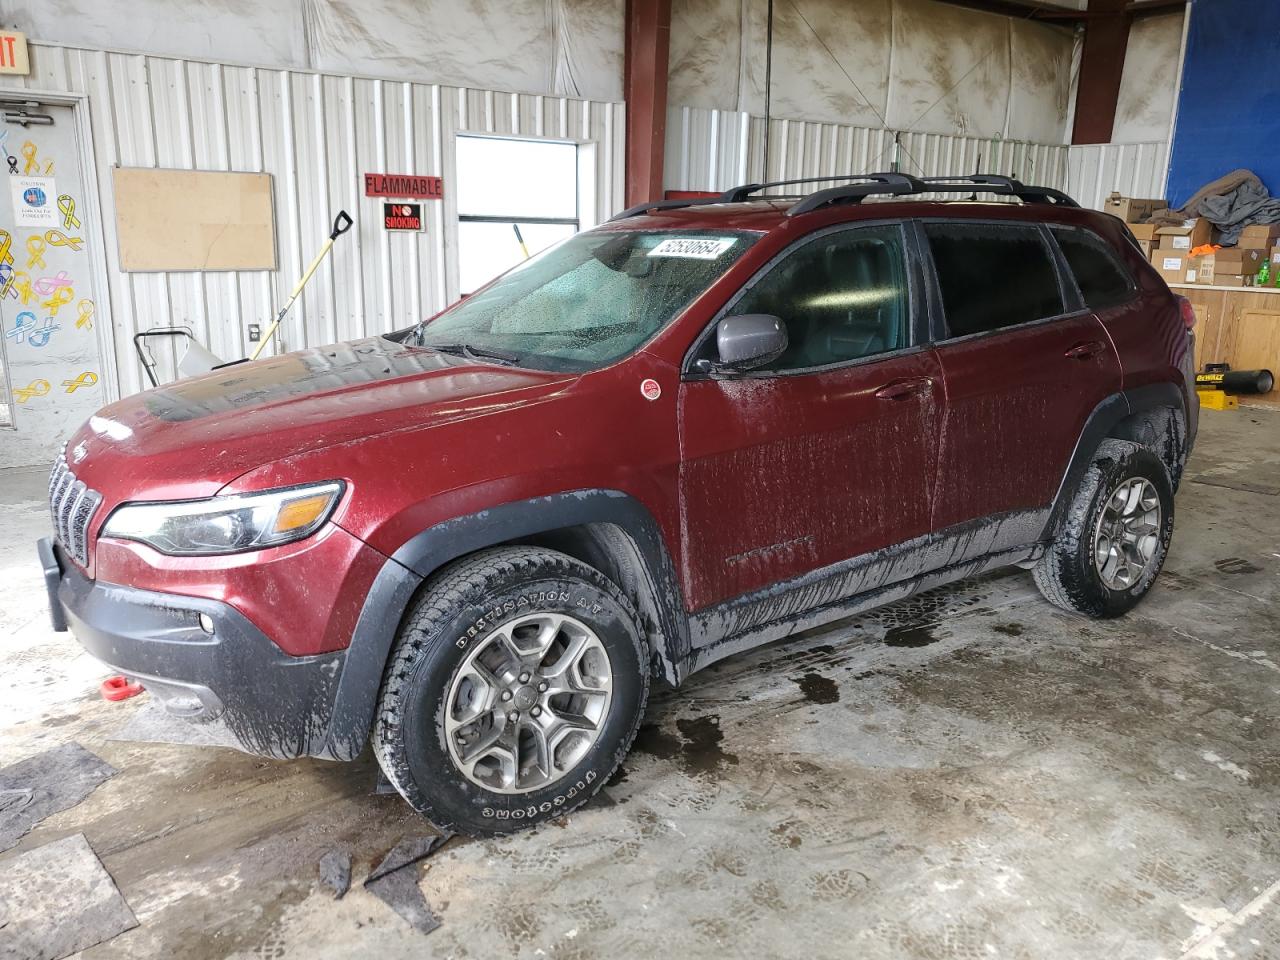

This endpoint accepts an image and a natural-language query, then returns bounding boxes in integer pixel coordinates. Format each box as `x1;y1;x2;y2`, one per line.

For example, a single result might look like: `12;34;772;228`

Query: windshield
411;229;758;371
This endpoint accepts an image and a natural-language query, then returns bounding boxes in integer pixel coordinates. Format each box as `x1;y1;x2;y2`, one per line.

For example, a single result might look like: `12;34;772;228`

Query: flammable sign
383;202;423;232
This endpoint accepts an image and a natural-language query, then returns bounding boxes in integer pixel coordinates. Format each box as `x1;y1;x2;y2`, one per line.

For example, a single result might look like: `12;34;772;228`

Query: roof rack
610;172;1078;221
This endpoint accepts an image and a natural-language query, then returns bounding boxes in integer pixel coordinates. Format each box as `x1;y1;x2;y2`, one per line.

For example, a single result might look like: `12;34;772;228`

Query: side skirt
683;510;1045;676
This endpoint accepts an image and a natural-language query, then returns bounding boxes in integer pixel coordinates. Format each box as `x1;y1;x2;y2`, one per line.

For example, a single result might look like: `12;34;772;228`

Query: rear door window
1050;226;1136;310
923;222;1066;338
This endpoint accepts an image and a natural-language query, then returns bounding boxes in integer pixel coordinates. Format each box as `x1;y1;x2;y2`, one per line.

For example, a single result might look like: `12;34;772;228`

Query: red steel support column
1071;0;1132;145
624;0;671;208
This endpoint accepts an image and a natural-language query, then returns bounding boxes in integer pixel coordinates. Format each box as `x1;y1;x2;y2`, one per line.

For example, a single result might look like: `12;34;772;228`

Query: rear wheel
1034;440;1175;618
373;547;649;836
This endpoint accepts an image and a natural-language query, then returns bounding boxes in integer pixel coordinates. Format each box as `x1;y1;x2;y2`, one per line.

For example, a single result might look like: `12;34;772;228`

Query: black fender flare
1042;383;1188;540
319;489;688;760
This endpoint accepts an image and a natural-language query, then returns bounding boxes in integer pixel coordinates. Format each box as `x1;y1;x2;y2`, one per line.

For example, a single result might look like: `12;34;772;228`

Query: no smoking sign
383;202;423;232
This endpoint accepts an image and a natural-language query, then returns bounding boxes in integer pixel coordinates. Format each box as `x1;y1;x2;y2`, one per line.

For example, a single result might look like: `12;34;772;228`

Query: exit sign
0;32;29;75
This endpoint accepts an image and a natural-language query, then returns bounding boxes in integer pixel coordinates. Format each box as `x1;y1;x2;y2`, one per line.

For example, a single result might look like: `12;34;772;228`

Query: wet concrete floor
2;408;1279;958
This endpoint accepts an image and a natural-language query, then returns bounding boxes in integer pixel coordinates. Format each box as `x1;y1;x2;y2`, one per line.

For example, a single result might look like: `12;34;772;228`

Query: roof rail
787;174;1078;216
609;173;924;221
611;172;1079;221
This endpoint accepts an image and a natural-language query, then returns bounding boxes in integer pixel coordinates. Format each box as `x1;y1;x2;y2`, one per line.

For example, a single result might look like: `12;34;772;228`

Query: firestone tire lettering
373;547;648;837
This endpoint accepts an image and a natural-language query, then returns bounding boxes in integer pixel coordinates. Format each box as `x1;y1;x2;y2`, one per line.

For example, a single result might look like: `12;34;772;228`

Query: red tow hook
101;675;144;702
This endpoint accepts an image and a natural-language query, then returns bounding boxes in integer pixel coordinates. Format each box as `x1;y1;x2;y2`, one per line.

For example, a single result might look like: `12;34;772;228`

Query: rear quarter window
1050;226;1136;311
923;221;1066;338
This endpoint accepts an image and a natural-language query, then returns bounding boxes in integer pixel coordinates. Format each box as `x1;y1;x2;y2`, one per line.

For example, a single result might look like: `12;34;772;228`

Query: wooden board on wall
112;167;277;272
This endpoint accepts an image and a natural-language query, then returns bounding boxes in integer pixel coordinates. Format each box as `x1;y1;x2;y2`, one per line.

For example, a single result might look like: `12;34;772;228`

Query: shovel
175;210;354;377
249;210;354;361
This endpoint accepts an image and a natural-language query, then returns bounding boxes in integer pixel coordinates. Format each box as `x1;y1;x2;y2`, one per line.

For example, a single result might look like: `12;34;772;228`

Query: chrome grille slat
52;469;74;544
67;484;88;560
47;457;102;569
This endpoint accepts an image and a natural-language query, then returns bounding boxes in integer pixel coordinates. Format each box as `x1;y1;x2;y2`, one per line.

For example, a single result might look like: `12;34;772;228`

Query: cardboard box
1271;244;1280;266
1240;223;1280;242
1197;248;1263;284
1137;239;1155;258
1209;274;1255;288
1157;218;1215;250
1128;223;1159;242
1151;250;1195;285
1104;193;1164;223
1238;223;1280;249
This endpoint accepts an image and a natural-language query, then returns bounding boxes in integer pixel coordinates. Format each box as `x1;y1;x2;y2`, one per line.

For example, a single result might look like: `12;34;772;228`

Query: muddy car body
41;174;1198;834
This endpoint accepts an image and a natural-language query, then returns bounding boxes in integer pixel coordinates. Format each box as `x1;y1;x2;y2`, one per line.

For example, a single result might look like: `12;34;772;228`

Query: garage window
456;136;580;295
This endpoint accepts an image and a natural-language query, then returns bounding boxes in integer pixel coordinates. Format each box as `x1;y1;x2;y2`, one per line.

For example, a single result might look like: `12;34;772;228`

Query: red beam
624;0;671;209
1071;0;1131;144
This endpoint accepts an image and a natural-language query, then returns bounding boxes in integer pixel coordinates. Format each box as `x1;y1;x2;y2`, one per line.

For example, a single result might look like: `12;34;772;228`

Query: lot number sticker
648;237;736;260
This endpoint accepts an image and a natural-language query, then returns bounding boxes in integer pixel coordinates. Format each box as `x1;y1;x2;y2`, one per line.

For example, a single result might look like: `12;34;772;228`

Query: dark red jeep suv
40;174;1197;835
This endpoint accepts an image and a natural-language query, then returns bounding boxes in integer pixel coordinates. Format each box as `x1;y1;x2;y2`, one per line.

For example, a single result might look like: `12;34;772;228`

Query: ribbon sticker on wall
6;310;59;347
62;371;97;393
13;378;49;403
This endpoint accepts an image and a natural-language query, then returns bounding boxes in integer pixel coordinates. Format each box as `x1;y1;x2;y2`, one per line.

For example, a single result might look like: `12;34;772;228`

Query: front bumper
40;537;347;760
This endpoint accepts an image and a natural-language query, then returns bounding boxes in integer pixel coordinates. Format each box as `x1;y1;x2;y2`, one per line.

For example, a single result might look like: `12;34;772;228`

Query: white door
0;100;106;468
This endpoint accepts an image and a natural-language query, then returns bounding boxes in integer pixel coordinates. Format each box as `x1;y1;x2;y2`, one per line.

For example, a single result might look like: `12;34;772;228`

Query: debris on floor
365;868;443;936
0;832;138;960
318;849;352;899
361;834;452;936
0;742;116;853
366;833;452;883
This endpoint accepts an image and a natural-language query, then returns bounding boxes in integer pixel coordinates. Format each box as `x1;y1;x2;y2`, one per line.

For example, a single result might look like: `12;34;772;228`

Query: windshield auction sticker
647;237;736;260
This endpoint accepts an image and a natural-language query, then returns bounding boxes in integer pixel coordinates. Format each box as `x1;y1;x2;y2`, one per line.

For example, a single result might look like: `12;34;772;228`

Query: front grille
49;457;103;569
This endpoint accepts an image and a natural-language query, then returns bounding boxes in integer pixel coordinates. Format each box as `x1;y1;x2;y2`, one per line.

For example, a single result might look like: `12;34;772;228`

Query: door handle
874;377;932;401
1065;340;1106;360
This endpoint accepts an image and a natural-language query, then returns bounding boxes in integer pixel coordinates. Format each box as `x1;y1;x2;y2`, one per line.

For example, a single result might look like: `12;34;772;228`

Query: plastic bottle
1259;257;1271;287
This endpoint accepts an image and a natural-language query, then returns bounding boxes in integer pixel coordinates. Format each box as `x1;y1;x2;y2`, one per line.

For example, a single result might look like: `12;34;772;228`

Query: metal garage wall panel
0;42;624;399
1065;141;1171;212
666;105;1071;197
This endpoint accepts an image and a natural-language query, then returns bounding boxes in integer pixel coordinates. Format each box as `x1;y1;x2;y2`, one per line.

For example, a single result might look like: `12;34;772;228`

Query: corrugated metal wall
664;105;1071;196
1065;141;1171;211
664;104;1172;213
0;42;624;398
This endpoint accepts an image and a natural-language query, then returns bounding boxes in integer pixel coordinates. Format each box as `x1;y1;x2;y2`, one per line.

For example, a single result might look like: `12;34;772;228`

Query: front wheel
1034;440;1175;618
372;547;649;836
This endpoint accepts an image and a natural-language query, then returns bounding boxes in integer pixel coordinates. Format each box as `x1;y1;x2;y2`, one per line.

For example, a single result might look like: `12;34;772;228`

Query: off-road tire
373;546;649;836
1033;439;1175;618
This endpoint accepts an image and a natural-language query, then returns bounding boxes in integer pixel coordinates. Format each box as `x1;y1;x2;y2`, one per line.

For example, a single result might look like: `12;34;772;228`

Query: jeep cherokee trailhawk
40;174;1198;834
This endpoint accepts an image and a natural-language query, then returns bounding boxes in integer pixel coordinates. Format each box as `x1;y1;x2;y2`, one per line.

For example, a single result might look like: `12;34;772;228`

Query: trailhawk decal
647;237;737;260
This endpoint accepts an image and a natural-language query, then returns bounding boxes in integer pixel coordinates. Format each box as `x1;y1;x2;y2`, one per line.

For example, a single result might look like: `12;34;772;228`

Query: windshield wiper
428;343;521;366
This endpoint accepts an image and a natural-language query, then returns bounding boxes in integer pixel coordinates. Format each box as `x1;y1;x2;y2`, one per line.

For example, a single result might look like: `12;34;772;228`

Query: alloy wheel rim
444;612;613;794
1092;476;1161;590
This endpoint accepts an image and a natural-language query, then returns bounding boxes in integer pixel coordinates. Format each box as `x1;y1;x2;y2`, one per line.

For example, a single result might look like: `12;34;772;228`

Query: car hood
65;336;574;499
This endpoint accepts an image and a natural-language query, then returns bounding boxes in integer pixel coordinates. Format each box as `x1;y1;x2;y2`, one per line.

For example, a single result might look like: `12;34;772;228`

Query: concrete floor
3;408;1280;959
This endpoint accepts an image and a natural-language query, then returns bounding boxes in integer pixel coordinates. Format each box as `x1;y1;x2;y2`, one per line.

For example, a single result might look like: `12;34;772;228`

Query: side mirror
713;314;788;372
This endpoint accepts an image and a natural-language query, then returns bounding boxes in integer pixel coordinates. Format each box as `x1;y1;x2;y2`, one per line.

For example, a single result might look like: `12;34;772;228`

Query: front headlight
101;481;344;556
